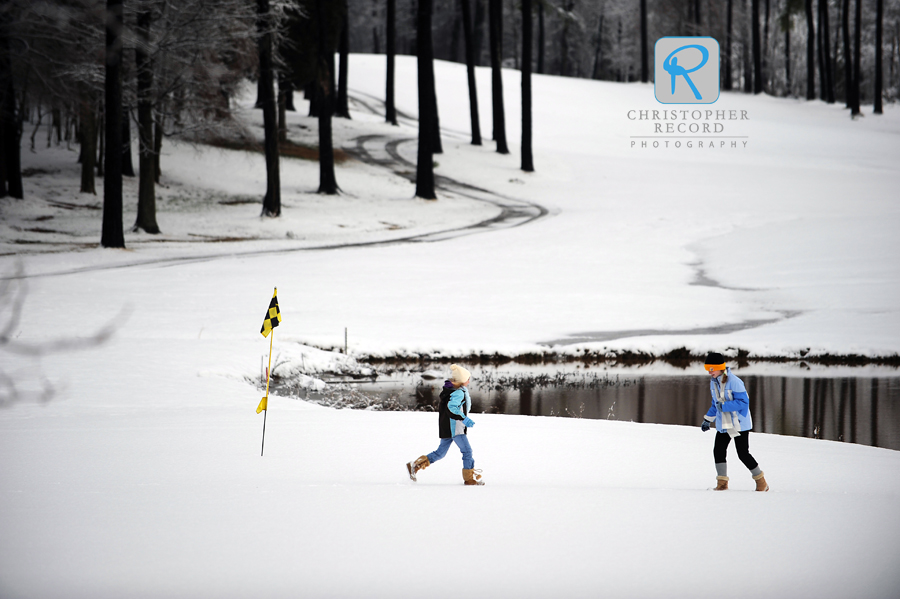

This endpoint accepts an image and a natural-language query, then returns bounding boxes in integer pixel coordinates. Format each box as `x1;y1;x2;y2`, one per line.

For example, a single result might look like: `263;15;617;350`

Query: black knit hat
704;352;727;372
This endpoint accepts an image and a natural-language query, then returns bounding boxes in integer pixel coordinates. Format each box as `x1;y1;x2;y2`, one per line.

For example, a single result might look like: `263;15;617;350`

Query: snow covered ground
1;55;899;598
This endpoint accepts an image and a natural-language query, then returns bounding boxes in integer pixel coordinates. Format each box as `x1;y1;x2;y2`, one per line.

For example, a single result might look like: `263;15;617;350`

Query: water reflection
410;374;900;451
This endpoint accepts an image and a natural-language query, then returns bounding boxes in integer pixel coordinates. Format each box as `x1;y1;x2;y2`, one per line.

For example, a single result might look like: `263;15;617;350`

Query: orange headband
704;363;726;372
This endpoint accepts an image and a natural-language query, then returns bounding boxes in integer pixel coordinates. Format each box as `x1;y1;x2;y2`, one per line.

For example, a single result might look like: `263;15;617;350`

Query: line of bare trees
0;0;261;246
352;0;900;109
2;1;895;246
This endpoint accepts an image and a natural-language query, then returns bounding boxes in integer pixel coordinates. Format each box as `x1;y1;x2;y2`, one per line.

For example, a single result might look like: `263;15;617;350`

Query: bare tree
337;2;351;119
805;0;816;99
489;0;508;154
102;0;126;249
386;0;398;125
133;0;158;233
257;0;281;215
874;0;884;113
521;0;533;173
461;0;482;145
753;0;763;93
415;0;437;199
640;0;648;82
316;0;339;194
851;0;861;115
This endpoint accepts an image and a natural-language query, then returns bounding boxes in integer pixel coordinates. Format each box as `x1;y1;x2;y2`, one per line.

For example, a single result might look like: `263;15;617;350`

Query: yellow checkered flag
257;287;280;456
260;288;281;337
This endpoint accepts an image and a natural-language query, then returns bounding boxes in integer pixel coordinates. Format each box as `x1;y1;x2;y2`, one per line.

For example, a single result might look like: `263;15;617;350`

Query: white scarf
715;376;741;438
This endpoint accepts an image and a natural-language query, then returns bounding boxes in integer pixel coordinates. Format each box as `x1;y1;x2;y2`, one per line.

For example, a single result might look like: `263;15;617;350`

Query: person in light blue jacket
700;352;769;492
406;364;484;485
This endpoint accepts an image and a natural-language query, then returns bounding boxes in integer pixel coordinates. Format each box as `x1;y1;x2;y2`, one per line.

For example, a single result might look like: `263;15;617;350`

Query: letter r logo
655;37;720;104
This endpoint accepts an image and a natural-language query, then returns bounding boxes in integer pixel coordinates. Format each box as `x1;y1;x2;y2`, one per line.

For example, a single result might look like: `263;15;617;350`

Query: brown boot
753;471;769;492
714;476;729;491
406;456;430;482
463;468;484;486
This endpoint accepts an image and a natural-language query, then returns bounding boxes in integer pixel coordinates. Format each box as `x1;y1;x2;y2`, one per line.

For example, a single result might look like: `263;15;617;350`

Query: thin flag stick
257;286;281;456
261;327;274;456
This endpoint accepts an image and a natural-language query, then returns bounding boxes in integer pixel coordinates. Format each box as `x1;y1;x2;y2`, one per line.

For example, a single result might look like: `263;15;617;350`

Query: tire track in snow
4;93;549;280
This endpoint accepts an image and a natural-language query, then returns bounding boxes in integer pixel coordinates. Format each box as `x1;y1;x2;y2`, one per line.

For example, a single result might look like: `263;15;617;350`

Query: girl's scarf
715;376;741;438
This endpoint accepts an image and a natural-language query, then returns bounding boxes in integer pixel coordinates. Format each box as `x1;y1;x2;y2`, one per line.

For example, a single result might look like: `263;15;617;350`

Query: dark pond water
280;365;900;451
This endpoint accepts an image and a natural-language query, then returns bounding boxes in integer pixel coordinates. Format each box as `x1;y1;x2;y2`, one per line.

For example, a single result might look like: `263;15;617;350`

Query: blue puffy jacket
704;368;753;433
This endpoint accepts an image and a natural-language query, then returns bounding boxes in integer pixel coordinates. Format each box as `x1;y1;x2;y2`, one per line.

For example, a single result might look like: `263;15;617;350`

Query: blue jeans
428;436;474;470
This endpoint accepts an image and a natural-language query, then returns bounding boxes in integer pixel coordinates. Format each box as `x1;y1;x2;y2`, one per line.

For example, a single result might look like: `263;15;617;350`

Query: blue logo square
655;37;720;104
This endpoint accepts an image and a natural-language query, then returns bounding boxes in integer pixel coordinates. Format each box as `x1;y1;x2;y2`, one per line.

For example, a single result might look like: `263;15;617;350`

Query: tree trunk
386;0;398;125
785;24;792;95
725;0;734;90
805;0;816;100
817;0;826;98
432;87;443;154
753;0;763;93
121;107;135;176
316;0;338;195
851;0;861;115
449;11;462;62
134;3;159;233
153;115;162;183
337;7;351;119
284;78;296;111
278;76;287;143
743;0;753;92
0;10;23;200
258;0;281;215
102;0;125;248
461;0;482;145
474;0;487;66
79;96;97;195
592;13;604;80
255;77;265;109
521;0;533;172
559;2;571;77
763;0;770;90
822;0;835;102
97;104;104;177
874;0;884;113
842;0;852;106
537;2;544;74
415;0;436;199
489;0;508;154
640;0;648;83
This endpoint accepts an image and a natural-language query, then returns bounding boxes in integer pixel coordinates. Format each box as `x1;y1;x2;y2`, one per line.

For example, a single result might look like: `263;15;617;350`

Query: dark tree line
350;0;900;109
0;0;259;246
2;0;896;247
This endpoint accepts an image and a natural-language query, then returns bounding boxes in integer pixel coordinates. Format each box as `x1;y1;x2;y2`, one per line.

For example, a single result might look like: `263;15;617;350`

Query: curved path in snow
5;95;549;280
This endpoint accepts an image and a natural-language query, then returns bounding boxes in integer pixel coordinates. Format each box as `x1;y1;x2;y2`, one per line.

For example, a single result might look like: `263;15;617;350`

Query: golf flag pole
260;329;273;456
258;287;281;456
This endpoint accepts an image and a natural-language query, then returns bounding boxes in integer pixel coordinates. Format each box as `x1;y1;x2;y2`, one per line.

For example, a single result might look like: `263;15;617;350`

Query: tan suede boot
753;471;769;492
463;468;484;486
406;456;430;482
714;476;729;491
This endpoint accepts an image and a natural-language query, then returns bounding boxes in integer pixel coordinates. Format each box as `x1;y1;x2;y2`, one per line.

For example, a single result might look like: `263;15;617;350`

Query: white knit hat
449;364;471;384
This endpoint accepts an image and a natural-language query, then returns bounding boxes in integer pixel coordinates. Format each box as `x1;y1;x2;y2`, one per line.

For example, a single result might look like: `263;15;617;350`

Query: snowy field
1;55;899;598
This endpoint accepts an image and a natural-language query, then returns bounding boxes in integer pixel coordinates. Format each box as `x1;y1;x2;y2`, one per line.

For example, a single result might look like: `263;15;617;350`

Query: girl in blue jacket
700;352;769;491
406;364;484;485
